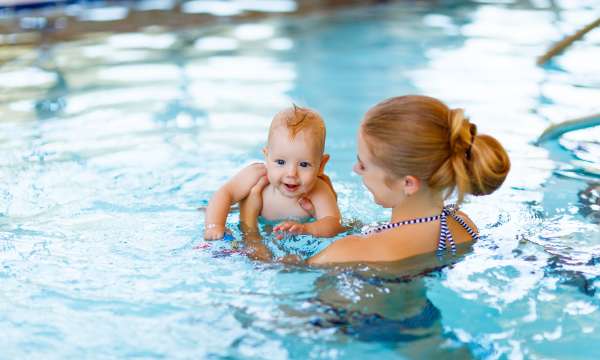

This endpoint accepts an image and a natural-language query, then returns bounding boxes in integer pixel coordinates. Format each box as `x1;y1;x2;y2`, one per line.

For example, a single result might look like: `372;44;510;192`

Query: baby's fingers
289;224;304;234
274;222;292;232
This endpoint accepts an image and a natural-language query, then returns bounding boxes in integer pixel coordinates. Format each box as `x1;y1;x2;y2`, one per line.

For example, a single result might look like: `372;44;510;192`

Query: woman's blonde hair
362;95;510;203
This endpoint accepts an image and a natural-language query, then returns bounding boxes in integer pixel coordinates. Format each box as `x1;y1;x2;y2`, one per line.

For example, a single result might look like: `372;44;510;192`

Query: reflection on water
1;0;600;358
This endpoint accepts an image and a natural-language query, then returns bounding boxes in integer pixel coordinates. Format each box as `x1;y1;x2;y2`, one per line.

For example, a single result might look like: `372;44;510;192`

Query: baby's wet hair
268;104;326;154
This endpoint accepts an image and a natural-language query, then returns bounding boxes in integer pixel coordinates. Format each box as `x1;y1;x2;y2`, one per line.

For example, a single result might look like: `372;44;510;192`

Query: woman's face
353;128;403;208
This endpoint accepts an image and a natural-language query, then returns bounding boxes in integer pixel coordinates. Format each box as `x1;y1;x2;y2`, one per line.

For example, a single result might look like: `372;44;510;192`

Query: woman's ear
318;154;330;174
403;175;421;196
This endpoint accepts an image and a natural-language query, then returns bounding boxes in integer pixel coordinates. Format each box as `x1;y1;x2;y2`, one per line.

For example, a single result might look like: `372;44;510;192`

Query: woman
239;95;511;264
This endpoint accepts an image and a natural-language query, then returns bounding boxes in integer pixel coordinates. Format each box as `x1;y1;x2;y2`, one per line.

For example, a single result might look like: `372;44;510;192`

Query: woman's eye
275;159;285;166
299;162;311;168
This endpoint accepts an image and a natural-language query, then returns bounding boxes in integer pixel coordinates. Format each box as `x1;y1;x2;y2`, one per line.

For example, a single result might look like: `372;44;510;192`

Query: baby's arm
204;163;266;240
275;178;344;238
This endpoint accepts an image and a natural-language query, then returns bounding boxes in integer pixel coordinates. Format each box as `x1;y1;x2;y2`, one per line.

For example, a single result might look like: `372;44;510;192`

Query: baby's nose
287;165;298;176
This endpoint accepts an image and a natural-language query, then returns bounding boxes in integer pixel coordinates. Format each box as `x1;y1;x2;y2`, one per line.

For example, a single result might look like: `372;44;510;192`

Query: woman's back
309;210;478;264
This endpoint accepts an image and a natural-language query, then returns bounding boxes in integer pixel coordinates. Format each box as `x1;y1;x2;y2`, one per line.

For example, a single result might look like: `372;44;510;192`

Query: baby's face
264;127;323;199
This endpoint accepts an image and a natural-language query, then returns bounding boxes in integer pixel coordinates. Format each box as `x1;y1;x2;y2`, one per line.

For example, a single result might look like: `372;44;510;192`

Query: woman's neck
390;189;444;222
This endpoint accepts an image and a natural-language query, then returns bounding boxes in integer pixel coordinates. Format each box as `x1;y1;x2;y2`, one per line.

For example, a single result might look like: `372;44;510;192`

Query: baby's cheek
305;174;318;189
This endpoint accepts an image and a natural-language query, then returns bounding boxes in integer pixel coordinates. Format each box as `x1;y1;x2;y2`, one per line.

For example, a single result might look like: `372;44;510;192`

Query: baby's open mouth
283;183;300;192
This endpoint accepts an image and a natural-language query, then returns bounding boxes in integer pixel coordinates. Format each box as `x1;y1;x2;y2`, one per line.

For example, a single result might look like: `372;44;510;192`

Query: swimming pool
1;0;599;358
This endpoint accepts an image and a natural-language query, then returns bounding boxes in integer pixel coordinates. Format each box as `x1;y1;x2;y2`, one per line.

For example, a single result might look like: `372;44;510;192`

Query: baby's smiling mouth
283;183;300;192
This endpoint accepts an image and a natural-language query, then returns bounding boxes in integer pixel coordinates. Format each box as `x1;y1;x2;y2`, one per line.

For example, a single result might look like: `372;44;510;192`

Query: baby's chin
279;187;304;198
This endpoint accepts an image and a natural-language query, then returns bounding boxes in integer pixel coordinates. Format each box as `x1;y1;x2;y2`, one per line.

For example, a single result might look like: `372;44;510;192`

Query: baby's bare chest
260;186;311;222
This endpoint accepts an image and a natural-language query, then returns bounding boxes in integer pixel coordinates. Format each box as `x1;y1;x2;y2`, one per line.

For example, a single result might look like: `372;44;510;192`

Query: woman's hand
203;224;226;240
239;175;269;232
297;172;332;217
298;197;316;217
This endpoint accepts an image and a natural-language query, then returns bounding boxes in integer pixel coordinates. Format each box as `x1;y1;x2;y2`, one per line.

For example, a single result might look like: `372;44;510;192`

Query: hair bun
447;109;509;202
466;123;477;160
467;134;511;196
448;108;474;159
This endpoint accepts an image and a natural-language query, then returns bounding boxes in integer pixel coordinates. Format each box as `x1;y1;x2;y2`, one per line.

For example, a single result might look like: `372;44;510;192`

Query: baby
203;105;344;240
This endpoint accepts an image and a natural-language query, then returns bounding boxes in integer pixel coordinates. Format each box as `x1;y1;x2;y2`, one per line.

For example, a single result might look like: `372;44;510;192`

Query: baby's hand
204;224;226;240
273;221;307;239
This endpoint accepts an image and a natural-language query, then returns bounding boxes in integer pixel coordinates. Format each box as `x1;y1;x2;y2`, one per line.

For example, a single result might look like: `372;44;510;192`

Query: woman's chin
374;197;394;208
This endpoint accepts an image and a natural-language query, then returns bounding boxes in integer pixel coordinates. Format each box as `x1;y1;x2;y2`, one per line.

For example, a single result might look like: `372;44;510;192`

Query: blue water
1;1;600;358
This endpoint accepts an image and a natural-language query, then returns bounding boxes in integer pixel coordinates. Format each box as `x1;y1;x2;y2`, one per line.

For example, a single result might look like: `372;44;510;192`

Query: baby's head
263;105;329;198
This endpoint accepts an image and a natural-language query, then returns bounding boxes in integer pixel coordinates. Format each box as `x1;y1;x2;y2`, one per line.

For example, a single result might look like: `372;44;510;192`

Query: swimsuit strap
362;213;441;235
451;212;480;241
437;205;456;256
362;204;479;257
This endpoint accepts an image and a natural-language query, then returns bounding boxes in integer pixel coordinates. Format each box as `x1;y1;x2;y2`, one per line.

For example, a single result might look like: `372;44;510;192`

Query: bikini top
361;204;480;256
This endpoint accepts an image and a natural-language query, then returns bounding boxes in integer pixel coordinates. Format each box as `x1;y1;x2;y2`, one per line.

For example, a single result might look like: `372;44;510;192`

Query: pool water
1;1;600;358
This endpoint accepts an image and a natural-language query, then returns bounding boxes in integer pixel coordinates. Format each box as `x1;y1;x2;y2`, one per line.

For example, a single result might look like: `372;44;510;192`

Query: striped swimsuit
362;204;479;256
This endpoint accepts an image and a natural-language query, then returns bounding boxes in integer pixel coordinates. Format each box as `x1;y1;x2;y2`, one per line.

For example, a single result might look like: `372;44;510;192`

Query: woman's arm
204;163;266;240
238;175;276;261
307;235;366;265
238;176;305;264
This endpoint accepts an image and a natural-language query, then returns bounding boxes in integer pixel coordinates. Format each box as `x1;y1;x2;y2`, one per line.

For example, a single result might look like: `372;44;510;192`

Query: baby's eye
299;161;311;168
275;159;285;166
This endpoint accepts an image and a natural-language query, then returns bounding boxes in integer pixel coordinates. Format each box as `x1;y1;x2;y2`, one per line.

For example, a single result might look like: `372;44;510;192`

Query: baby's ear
262;147;268;158
318;154;330;174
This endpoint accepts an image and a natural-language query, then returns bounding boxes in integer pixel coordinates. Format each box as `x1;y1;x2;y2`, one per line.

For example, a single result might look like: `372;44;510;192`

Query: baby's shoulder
307;176;336;198
226;162;266;195
240;162;266;175
231;162;266;181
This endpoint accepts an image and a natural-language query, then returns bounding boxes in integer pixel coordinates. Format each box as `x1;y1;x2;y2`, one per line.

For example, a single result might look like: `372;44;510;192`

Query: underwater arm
238;176;306;265
238;175;275;262
204;163;266;240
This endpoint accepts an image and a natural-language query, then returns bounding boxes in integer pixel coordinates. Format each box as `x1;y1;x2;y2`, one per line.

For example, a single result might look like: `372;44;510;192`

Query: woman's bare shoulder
308;229;422;265
310;221;453;265
454;210;479;233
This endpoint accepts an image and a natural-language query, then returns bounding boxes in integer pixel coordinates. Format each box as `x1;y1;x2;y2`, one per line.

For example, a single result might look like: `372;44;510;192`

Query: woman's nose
352;163;360;174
